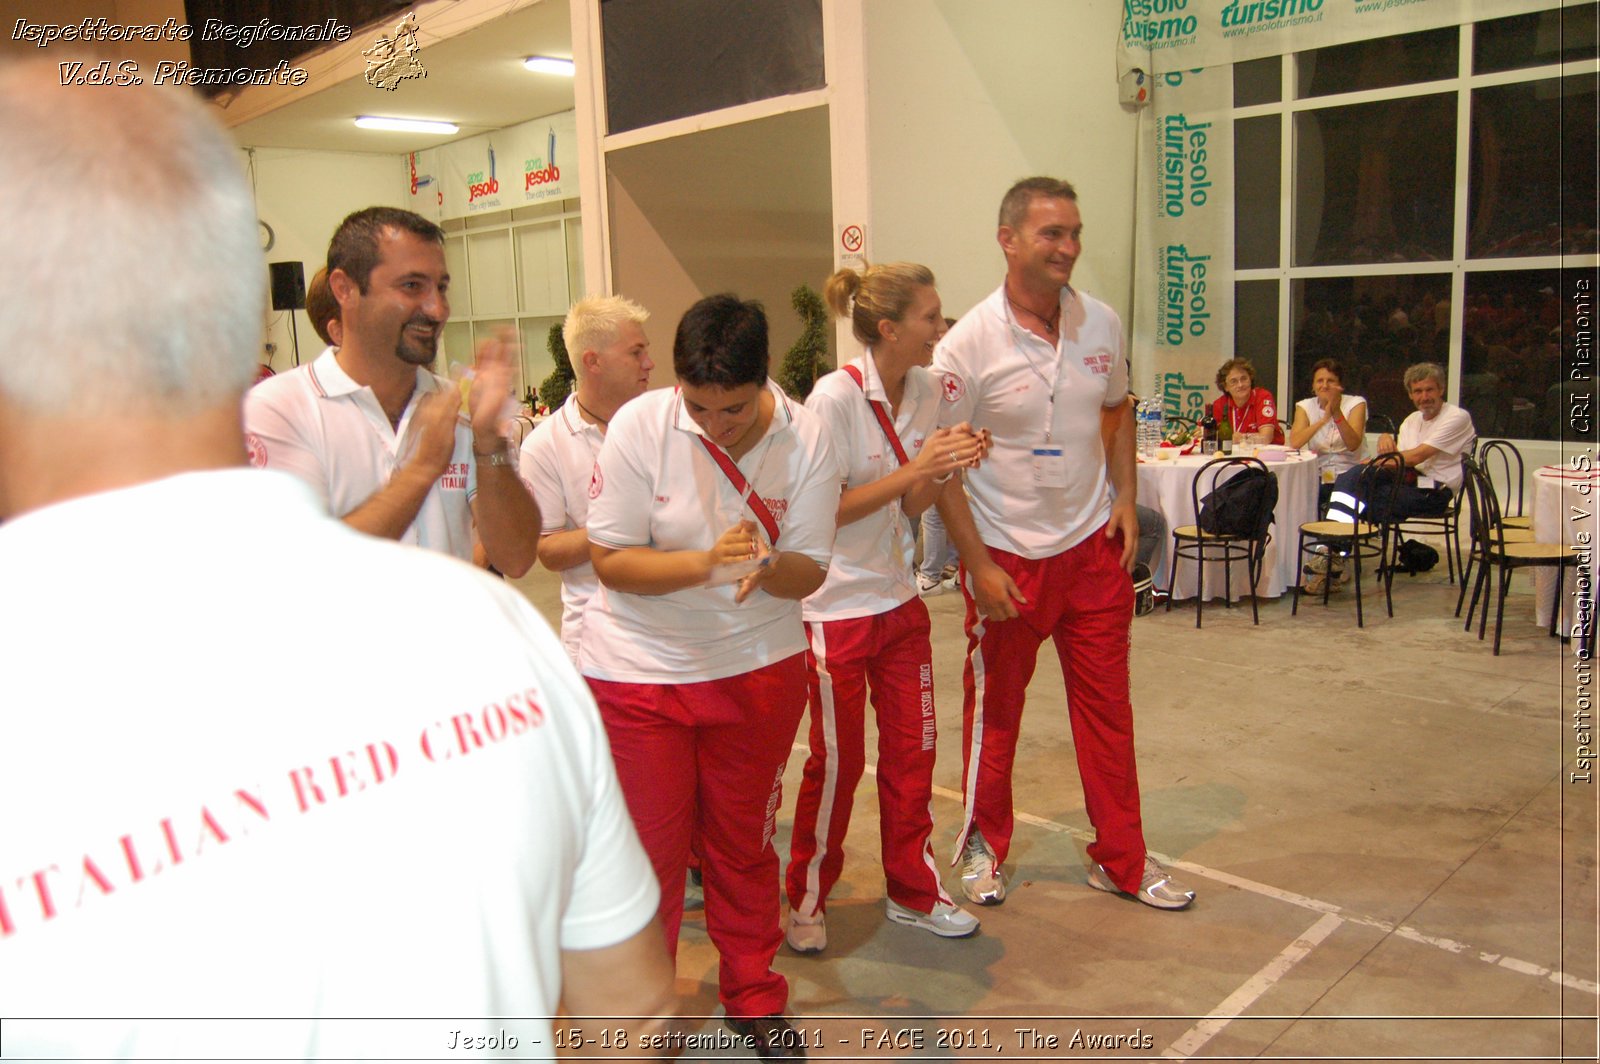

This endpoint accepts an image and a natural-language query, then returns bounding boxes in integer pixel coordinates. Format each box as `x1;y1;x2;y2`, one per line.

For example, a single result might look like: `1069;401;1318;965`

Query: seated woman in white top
1289;357;1367;510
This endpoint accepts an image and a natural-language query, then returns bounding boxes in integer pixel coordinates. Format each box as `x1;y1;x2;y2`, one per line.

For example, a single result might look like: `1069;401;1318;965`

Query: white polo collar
307;347;438;402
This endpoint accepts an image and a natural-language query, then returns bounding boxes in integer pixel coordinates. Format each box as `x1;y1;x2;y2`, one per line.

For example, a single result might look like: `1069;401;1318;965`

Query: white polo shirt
0;469;656;1060
1397;401;1475;491
1295;394;1368;475
803;356;941;622
244;347;477;562
582;381;841;684
520;395;604;662
932;284;1129;559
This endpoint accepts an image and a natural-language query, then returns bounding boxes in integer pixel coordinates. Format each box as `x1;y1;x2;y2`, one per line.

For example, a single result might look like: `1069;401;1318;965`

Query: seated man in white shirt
0;62;674;1060
246;207;540;574
1329;362;1476;523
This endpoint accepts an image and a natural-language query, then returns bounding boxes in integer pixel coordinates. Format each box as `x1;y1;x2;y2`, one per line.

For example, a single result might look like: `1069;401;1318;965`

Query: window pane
602;0;824;135
1234;56;1280;107
1290;275;1451;434
441;322;472;373
1235;115;1280;269
1235;280;1280;405
466;231;516;317
1293;94;1456;266
565;218;586;303
1474;3;1598;75
444;237;471;318
1469;76;1599;258
1461;269;1569;441
1296;26;1457;99
515;222;569;316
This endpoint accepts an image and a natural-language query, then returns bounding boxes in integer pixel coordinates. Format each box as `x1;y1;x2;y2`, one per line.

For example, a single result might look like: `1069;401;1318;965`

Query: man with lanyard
520;295;655;663
246;207;540;576
932;176;1196;912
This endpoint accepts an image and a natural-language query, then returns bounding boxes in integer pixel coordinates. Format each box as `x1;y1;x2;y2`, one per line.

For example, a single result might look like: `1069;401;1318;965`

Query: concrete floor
509;558;1597;1062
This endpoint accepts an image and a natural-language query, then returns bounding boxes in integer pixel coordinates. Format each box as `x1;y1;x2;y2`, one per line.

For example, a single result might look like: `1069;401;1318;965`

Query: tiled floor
511;560;1597;1061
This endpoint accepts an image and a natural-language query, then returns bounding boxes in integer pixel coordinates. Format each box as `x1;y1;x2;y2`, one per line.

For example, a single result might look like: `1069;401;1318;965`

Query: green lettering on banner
1158;114;1215;218
1124;0;1201;48
1158;243;1213;346
1161;371;1210;423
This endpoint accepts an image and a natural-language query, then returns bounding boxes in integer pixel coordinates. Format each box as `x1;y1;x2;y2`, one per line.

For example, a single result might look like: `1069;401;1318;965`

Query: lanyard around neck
842;363;910;466
696;436;781;545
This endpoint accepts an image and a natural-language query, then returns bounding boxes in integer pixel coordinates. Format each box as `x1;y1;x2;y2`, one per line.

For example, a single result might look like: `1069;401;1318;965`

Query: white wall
862;0;1140;326
244;147;408;372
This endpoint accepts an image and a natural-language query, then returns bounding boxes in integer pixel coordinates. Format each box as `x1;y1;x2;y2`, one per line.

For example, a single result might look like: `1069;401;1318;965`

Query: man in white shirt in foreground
0;62;674;1060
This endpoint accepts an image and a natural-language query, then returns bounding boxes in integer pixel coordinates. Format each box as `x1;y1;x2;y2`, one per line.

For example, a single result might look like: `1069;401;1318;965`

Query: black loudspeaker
269;261;306;311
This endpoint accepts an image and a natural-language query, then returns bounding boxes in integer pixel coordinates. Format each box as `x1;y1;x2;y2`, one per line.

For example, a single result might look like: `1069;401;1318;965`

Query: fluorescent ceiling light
354;116;459;135
523;56;575;76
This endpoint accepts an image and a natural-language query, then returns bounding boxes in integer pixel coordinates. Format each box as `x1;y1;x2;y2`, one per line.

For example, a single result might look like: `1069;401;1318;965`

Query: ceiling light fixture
354;116;459;135
523;56;575;76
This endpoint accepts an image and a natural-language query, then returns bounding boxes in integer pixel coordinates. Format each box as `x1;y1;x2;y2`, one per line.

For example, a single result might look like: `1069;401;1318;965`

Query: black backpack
1395;538;1440;574
1198;466;1279;539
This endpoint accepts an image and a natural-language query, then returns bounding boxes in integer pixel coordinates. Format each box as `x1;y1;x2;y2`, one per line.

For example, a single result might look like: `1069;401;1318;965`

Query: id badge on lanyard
1032;447;1068;486
1011;321;1067;487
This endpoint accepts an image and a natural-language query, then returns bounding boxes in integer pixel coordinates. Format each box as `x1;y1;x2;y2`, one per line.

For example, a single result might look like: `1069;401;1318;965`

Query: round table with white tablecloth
1531;464;1597;646
1135;449;1322;601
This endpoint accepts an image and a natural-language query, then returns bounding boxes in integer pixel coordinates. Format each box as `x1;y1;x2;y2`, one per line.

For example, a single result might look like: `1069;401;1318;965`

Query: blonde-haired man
521;295;655;660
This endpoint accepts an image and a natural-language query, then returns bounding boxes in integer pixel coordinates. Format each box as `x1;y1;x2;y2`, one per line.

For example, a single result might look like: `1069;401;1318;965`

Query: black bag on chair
1198;466;1278;539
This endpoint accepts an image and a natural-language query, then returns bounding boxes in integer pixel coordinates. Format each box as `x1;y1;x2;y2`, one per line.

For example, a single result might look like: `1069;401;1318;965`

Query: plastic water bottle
1138;399;1160;459
1152;400;1166;450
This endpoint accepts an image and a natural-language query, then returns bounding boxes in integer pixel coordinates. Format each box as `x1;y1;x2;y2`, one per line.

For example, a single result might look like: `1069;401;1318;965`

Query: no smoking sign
838;223;865;267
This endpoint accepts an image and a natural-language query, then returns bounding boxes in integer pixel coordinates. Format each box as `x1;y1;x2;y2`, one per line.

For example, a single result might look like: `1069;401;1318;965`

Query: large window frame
1233;8;1598;445
440;200;585;403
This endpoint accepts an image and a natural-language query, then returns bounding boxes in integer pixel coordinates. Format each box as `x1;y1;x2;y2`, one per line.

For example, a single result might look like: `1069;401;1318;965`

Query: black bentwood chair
1459;458;1581;655
1291;453;1405;628
1165;456;1274;628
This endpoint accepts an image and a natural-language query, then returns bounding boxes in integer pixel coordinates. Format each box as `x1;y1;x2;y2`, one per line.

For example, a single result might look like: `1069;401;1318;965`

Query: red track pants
952;528;1149;894
589;653;806;1019
786;597;952;917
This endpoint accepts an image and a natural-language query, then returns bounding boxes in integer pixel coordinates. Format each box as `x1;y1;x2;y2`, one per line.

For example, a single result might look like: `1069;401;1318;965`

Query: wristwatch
474;443;513;466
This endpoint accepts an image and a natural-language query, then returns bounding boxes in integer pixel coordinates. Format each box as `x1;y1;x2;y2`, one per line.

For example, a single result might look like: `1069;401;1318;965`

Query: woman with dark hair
1212;357;1284;445
1289;357;1368;486
582;293;841;1060
1291;356;1369;589
784;264;986;957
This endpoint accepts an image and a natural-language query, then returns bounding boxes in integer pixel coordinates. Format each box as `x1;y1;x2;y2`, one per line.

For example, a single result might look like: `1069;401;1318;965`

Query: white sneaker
916;572;944;597
885;898;980;938
958;830;1006;905
786;910;826;953
1087;856;1195;910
